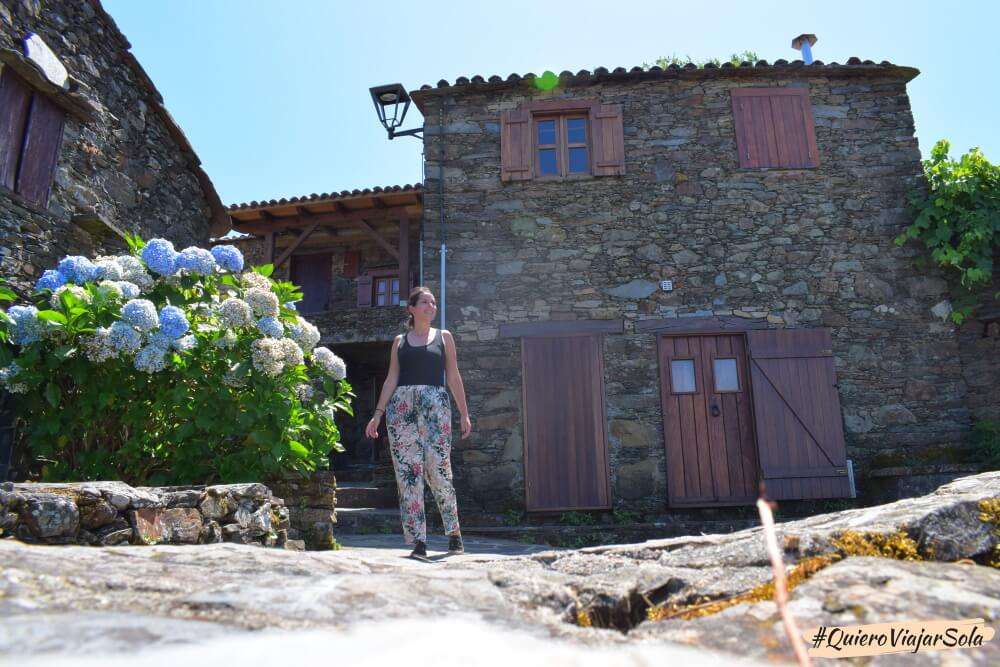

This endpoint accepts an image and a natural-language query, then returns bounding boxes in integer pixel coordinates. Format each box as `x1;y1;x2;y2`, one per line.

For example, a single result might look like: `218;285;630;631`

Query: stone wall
0;480;301;549
0;1;223;297
412;66;978;512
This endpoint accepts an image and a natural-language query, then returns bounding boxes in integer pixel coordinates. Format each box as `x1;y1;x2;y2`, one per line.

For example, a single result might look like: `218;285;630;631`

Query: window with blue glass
534;115;589;178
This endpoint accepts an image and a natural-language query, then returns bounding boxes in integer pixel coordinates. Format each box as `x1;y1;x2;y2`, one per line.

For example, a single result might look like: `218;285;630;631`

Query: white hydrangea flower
295;383;314;402
278;337;304;368
97;280;124;299
251;338;287;377
172;335;196;352
115;256;155;292
287;317;321;353
312;346;346;380
51;284;92;309
94;256;125;281
246;288;279;318
0;362;27;393
242;271;272;292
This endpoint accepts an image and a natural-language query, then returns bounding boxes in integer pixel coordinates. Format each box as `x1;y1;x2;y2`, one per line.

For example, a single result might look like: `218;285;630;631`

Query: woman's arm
365;335;402;438
442;330;472;439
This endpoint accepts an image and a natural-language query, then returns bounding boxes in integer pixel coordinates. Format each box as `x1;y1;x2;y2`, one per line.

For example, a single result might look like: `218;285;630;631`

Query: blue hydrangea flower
8;305;43;345
117;281;141;299
121;299;159;332
35;269;67;292
159;305;189;339
210;245;244;272
256;316;284;338
135;345;168;373
57;256;99;284
93;258;125;281
108;321;142;354
141;239;179;276
283;302;297;311
175;247;217;275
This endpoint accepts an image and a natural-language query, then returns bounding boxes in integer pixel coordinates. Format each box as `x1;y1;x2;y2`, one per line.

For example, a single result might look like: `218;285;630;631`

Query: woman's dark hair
405;286;435;330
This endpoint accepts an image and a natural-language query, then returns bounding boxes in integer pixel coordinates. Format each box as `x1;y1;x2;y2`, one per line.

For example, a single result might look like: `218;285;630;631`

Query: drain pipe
791;33;817;64
419;144;425;287
438;97;447;329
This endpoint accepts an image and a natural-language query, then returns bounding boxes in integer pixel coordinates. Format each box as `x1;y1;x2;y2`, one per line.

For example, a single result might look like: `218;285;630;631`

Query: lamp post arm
388;126;424;140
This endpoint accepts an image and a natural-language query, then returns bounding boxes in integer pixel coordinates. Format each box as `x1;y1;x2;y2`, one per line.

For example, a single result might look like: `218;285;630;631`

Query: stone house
0;0;226;479
227;53;998;515
0;0;227;298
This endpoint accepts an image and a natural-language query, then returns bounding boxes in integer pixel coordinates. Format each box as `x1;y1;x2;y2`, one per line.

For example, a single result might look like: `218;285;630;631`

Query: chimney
791;34;817;64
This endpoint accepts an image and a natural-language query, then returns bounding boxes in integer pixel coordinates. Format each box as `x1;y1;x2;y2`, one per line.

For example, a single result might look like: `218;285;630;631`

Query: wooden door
658;334;758;507
747;329;851;500
289;253;332;313
522;335;611;511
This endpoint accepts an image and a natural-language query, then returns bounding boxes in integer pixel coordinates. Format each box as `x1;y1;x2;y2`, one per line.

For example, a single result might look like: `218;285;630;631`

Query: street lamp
369;83;423;140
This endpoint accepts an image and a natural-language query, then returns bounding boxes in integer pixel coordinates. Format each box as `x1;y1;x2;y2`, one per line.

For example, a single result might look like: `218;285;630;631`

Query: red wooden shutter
342;250;359;279
731;88;819;169
17;92;64;206
356;275;373;307
747;328;851;500
589;103;625;176
500;109;532;181
0;69;32;190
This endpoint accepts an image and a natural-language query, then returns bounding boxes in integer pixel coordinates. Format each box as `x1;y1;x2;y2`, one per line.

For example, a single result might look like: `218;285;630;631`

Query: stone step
332;464;377;483
336;483;397;509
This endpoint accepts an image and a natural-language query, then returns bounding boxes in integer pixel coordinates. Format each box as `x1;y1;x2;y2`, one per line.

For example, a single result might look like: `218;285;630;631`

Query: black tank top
397;328;446;387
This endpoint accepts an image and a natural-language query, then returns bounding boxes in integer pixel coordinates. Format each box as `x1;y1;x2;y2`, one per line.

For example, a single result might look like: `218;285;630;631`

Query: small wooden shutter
17;92;64;206
0;69;32;190
342;250;359;279
747;328;851;500
356;275;373;307
500;109;532;181
731;88;819;169
590;103;625;176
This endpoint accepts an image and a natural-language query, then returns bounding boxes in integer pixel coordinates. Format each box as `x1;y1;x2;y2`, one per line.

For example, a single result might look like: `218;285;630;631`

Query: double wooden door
658;333;758;506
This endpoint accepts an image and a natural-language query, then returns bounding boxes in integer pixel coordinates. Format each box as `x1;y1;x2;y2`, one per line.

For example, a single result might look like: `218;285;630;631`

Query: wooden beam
398;217;410;305
274;221;321;268
264;232;275;265
355;219;399;260
633;316;769;333
372;196;386;209
232;207;419;234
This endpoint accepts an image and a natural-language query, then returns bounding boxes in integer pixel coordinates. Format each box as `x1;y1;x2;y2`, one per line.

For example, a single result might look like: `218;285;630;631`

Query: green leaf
36;310;67;325
288;440;309;460
45;382;62;407
0;286;17;302
255;264;274;277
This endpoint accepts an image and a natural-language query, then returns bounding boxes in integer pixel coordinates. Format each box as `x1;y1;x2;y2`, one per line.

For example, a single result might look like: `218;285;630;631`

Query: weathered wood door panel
747;329;851;500
658;334;758;507
522;335;611;511
289;253;332;313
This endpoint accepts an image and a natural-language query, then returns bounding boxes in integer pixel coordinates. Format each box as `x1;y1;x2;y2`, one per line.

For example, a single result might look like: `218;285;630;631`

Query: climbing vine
896;140;1000;324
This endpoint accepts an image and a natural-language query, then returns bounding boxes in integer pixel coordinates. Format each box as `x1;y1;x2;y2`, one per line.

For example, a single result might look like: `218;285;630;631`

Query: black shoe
409;540;428;559
448;534;464;554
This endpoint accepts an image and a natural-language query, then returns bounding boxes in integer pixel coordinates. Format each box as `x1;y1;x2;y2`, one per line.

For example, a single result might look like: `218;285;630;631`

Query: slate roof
409;58;919;108
227;183;422;212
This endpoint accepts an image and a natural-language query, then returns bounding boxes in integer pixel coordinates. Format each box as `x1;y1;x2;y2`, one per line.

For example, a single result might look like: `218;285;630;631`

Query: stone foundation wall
0;1;221;297
413;67;978;512
0;480;305;550
268;470;338;550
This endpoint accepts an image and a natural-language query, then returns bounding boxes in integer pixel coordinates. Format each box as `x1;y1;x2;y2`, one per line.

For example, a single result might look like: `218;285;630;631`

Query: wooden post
398;217;409;306
264;232;275;265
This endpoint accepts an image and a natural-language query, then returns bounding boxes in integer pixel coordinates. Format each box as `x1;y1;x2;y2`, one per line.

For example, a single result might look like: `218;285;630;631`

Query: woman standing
365;286;472;559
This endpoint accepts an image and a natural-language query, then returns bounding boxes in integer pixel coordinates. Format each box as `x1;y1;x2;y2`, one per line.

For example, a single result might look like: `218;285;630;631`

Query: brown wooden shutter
290;253;332;314
342;250;359;279
17;92;64;206
0;69;32;190
589;103;625;176
522;335;611;511
356;275;373;307
731;88;819;169
746;328;851;500
500;109;532;181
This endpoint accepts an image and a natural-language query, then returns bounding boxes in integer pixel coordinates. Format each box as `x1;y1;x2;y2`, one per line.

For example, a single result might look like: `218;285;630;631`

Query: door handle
710;404;720;417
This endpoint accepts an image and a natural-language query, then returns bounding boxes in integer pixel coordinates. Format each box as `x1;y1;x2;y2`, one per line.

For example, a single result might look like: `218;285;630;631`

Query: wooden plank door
522;335;611;511
746;329;851;500
658;334;758;507
289;253;332;313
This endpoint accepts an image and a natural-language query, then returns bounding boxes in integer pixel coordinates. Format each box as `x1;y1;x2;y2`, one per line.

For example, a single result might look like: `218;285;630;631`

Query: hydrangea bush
0;235;352;485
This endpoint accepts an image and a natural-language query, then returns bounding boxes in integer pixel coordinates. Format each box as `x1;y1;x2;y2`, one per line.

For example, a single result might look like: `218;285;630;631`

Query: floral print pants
386;384;461;544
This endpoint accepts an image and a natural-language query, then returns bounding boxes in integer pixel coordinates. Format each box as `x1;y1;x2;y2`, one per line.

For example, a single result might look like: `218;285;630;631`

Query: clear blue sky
103;0;998;206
